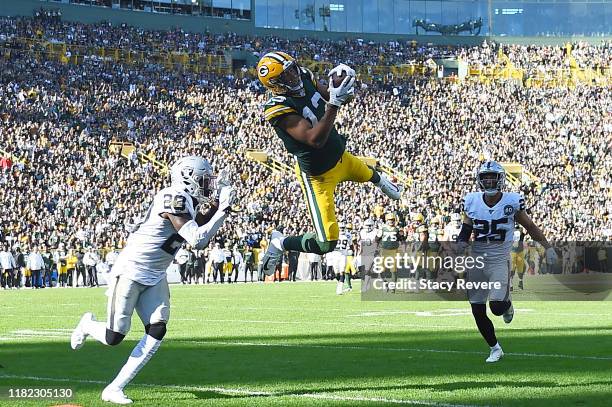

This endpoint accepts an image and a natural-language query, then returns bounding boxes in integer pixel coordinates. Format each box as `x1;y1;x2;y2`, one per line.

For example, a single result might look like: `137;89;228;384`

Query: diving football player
256;51;402;275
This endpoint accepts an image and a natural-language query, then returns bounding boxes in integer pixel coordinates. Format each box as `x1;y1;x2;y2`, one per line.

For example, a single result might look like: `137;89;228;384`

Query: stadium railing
109;141;169;175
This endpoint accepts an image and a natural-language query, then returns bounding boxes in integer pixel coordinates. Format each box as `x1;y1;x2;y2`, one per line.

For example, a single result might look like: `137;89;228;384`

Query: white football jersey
359;229;378;249
113;186;197;285
463;191;525;261
444;222;462;242
334;231;353;256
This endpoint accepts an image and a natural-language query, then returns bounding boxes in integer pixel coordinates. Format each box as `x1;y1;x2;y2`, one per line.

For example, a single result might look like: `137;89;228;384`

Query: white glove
327;67;356;107
545;247;558;264
328;63;356;79
218;186;236;213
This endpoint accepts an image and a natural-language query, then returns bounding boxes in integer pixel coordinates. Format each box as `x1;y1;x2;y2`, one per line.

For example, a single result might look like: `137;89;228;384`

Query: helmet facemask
194;173;217;204
478;171;504;196
270;61;304;97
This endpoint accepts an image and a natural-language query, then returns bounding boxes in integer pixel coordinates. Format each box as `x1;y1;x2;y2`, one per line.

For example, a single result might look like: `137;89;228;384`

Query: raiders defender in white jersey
459;161;558;363
70;156;235;404
328;222;353;295
357;218;378;291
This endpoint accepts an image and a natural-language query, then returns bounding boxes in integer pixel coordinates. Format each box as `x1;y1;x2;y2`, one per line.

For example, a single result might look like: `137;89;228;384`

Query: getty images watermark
360;242;612;301
370;252;496;292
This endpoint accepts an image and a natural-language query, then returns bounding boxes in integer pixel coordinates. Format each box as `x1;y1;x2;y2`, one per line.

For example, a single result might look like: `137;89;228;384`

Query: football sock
489;300;511;316
491;342;502;351
471;303;498;347
108;334;162;391
283;235;304;251
345;272;351;288
282;233;336;255
84;320;109;345
368;169;381;184
340;274;345;283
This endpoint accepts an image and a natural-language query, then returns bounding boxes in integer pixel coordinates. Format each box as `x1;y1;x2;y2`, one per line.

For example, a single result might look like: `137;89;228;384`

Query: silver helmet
477;161;505;196
170;156;216;203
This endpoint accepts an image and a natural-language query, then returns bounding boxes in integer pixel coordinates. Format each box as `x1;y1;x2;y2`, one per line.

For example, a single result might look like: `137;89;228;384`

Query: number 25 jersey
463;191;525;262
113;186;197;285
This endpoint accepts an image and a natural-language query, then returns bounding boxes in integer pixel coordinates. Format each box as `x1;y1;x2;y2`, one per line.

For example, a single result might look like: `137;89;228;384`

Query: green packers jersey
380;226;400;250
263;67;345;176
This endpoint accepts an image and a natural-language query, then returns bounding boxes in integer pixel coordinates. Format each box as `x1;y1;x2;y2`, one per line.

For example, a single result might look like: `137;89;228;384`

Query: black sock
489;300;511;316
345;273;351;288
369;168;381;184
471;303;497;347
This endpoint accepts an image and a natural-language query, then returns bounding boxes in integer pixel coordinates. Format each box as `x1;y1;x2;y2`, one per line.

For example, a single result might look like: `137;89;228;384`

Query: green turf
0;282;610;406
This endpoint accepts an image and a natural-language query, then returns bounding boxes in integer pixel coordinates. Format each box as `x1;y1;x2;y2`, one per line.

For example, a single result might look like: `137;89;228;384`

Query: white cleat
336;282;344;295
503;303;514;324
375;174;402;200
261;230;284;276
71;312;95;350
102;386;133;405
486;347;504;363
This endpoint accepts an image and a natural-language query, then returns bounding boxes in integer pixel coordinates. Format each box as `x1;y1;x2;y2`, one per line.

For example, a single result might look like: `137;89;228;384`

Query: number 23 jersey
113;186;197;285
463;192;525;261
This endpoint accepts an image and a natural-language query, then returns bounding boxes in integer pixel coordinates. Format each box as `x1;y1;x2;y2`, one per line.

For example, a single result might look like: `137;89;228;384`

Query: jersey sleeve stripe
263;104;290;115
264;106;297;121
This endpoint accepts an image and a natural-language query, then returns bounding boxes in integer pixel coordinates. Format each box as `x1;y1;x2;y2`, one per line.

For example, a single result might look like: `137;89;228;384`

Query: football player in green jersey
256;51;402;275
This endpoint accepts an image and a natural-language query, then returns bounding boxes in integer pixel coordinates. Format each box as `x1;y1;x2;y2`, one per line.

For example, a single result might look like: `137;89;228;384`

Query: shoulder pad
263;95;297;123
508;192;526;211
159;188;193;216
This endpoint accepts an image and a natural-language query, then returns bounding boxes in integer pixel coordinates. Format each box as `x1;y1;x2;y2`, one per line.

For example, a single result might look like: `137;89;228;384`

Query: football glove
218;185;236;213
545;247;558;265
327;73;356;107
329;63;356;79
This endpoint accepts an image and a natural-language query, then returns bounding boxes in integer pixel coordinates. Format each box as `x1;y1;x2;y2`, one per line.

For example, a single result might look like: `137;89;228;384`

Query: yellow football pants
296;151;373;242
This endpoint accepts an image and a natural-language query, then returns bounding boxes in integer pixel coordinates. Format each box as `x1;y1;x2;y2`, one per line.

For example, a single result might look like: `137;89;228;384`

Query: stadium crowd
0;15;610;287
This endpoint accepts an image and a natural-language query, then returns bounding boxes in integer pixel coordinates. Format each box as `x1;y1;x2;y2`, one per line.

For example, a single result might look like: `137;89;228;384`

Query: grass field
0;281;611;406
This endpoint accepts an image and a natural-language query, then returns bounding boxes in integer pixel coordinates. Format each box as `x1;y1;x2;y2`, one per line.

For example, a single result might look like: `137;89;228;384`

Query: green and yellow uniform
379;226;400;273
511;241;526;275
425;230;443;275
264;68;373;242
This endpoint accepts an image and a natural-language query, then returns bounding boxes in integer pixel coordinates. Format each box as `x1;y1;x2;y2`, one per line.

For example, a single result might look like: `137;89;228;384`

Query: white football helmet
364;218;375;232
170;156;216;204
477;161;505;196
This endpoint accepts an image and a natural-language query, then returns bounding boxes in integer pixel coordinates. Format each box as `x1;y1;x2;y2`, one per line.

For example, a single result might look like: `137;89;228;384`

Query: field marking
348;309;535;318
182;340;612;361
194;318;460;329
0;374;479;407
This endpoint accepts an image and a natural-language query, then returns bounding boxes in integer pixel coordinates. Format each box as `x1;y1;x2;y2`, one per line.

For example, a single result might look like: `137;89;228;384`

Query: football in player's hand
331;70;348;88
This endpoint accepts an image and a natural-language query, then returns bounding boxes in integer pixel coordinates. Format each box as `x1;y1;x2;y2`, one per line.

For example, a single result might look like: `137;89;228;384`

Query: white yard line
0;374;480;407
182;340;612;361
195;318;460;329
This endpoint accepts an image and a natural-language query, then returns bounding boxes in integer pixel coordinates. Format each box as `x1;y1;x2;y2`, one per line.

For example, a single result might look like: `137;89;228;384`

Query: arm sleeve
178;210;227;250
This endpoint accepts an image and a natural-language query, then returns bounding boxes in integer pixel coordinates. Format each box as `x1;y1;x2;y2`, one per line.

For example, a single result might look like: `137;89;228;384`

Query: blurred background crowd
0;13;610;288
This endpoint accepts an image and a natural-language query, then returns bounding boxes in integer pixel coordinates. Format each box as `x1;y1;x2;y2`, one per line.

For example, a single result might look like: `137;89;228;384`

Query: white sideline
0;374;479;407
182;340;612;361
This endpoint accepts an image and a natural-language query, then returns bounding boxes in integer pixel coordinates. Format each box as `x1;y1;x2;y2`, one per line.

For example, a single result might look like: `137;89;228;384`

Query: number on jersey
473;217;508;241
